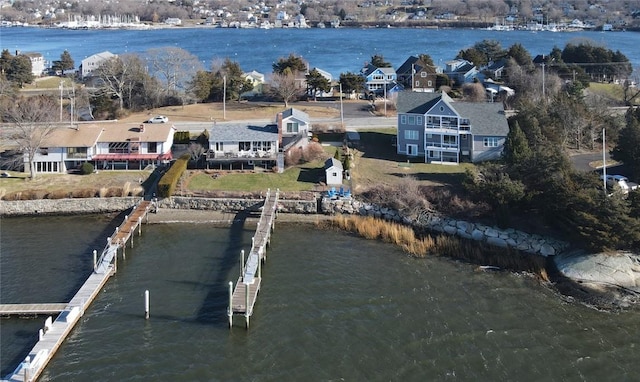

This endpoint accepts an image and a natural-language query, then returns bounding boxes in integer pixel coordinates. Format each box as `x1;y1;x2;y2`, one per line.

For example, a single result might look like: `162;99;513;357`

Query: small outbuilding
324;158;343;185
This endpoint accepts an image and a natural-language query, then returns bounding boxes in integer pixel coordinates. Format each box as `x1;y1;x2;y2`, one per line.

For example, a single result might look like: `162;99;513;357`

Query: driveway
570;151;633;178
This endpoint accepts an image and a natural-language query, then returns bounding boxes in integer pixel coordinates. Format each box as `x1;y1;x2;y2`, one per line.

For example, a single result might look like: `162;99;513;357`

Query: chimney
276;112;283;146
139;124;144;132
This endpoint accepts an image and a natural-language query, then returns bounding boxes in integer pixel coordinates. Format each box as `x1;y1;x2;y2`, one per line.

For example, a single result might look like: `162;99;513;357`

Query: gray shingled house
396;91;509;164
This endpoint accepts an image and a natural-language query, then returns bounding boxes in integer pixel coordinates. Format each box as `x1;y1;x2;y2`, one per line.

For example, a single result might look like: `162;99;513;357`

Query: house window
108;142;128;153
439;106;445;112
239;141;251;151
408;116;415;125
400;115;407;124
286;122;299;133
148;142;158;153
67;147;87;159
443;135;457;145
373;74;383;80
416;116;422;125
404;130;418;140
406;144;418;156
427;80;432;87
420;72;427;78
415;81;420;87
483;137;499;147
215;142;224;152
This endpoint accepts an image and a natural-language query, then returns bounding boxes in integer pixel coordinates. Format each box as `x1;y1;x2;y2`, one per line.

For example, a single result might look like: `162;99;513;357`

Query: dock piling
240;250;245;280
144;290;150;319
228;282;233;328
93;250;97;272
245;283;250;329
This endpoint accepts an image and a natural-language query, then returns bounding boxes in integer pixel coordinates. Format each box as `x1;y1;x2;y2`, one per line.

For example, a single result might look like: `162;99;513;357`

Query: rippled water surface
1;215;639;381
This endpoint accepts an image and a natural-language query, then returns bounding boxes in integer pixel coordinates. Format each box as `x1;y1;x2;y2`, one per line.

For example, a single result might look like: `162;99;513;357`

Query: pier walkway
228;189;279;329
3;199;154;382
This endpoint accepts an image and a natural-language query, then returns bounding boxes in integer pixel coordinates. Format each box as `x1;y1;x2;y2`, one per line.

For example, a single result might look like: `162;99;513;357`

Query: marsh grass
325;215;549;281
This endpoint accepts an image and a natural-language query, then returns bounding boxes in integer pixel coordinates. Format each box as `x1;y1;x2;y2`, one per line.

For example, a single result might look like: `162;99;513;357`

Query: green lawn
188;162;327;192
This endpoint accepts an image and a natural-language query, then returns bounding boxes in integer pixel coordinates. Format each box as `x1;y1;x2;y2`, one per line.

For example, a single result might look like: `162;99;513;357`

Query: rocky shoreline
3;195;639;310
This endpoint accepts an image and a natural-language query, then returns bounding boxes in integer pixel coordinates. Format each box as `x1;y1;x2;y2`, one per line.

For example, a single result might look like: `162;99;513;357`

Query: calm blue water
1;27;638;78
2;215;640;381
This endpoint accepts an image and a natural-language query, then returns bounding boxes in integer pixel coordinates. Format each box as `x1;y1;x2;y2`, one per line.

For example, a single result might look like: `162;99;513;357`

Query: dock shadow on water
195;209;254;325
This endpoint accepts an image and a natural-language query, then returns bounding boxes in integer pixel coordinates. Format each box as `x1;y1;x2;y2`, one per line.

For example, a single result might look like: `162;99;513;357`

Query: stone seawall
1;195;567;257
322;197;569;257
159;196;318;214
1;197;140;216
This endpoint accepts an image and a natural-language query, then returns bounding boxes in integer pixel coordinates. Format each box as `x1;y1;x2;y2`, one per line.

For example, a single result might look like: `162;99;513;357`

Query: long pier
2;199;154;382
228;189;279;329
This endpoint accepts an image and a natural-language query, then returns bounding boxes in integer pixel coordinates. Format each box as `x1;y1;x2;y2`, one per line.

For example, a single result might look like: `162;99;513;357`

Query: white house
242;70;265;97
277;108;311;150
27;123;174;173
80;51;116;79
23;52;45;76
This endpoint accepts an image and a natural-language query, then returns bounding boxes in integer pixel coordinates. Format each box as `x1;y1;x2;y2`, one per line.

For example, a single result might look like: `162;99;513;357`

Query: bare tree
93;54;136;111
4;95;59;178
461;82;487;102
269;72;303;107
145;47;203;103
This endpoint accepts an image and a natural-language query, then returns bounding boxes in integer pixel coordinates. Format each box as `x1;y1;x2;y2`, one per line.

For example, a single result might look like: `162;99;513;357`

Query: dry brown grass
0;170;149;200
117;102;340;124
324;214;550;281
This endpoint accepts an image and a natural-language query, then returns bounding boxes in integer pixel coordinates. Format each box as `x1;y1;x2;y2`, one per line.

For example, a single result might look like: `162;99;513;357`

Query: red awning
91;152;173;161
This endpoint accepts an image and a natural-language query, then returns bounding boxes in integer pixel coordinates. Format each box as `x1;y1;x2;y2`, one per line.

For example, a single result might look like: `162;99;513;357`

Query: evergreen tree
272;54;307;75
52;50;75;75
370;54;392;68
611;110;640;180
338;72;364;97
0;49;12;75
503;121;532;166
6;55;33;87
305;68;331;100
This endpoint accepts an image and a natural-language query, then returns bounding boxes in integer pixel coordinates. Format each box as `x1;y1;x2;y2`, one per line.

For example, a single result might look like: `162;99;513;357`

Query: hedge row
157;154;190;197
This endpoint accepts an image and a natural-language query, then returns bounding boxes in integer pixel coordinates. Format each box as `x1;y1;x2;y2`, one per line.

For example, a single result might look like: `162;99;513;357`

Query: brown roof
44;125;103;147
44;123;175;147
97;123;174;143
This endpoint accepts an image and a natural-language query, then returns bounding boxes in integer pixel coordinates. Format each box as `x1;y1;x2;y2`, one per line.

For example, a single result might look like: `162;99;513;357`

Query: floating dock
2;199;154;382
228;189;279;329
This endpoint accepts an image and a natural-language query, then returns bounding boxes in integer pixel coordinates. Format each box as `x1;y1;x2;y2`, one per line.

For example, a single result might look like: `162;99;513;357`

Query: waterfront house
396;56;439;93
396;91;509;164
27;122;174;174
207;122;280;170
206;107;311;171
79;51;116;79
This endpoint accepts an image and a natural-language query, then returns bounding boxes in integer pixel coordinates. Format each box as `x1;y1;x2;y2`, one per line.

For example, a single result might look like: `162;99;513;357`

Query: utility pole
383;77;387;117
223;75;226;120
339;82;344;127
541;63;546;99
602;128;607;196
59;81;64;122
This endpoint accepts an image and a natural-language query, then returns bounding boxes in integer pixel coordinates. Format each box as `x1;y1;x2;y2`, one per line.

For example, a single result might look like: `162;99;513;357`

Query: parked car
146;115;169;123
600;174;639;192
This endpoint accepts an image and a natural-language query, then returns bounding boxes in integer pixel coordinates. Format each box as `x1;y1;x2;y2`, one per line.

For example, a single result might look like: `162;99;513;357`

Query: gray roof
397;91;508;137
282;107;309;122
324;157;343;170
454;102;509;136
397;91;450;114
209;124;278;142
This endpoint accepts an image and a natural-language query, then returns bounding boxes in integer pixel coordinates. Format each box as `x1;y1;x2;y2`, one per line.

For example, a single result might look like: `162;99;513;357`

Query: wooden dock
0;304;68;316
228;189;279;329
3;199;154;382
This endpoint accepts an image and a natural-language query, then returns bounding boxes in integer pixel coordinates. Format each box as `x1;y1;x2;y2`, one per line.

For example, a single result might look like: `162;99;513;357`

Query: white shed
324;158;343;185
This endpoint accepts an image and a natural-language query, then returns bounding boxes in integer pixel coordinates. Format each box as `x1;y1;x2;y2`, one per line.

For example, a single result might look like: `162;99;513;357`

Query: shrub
157;154;190;197
174;131;191;144
79;162;94;175
72;188;97;198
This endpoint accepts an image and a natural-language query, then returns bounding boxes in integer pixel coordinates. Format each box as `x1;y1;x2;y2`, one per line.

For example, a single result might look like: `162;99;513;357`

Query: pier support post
245;283;250;329
228;281;233;328
93;250;97;272
258;256;262;279
138;217;142;236
240;250;245;280
122;239;126;259
144;290;150;319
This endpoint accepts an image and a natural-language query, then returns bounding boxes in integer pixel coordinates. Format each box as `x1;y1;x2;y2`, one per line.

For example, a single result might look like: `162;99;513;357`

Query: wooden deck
228;189;278;329
3;199;154;382
0;304;68;316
